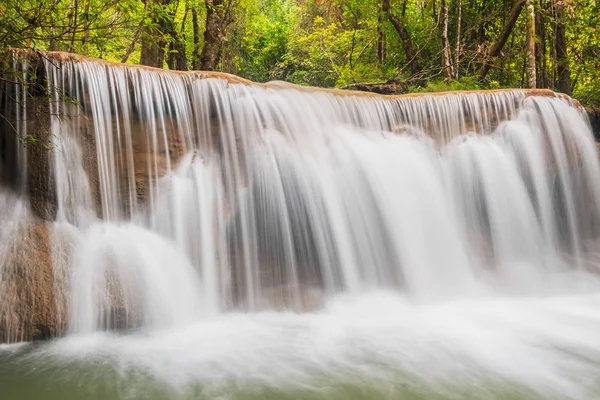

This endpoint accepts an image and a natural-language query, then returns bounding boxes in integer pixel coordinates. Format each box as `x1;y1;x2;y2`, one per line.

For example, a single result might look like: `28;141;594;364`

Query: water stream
1;54;600;399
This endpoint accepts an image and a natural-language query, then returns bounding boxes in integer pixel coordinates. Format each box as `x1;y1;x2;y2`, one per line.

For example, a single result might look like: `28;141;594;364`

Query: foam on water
3;291;600;399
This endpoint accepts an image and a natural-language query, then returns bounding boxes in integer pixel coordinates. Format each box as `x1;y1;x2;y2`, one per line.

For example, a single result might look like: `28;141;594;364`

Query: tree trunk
525;0;536;88
535;0;548;88
49;22;59;51
199;0;235;71
140;35;165;68
122;27;144;64
376;9;386;64
167;32;188;71
192;8;201;70
382;0;422;78
81;0;91;55
140;0;171;68
555;0;571;95
440;0;453;79
166;11;188;71
69;0;79;53
454;0;462;79
122;0;151;63
478;0;525;79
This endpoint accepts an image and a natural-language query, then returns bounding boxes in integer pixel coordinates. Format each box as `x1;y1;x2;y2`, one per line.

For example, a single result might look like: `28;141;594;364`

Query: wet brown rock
586;106;600;141
0;92;23;190
26;101;58;221
0;56;59;220
121;114;187;211
0;222;68;343
341;80;408;95
234;285;325;313
71;104;102;217
257;285;325;312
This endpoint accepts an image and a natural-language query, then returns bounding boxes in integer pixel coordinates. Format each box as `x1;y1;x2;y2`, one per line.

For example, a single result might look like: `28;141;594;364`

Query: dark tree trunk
376;10;386;64
525;0;536;88
454;0;462;79
166;11;188;71
69;0;79;53
123;0;151;64
192;8;201;70
81;0;91;54
382;0;422;78
199;0;235;71
140;0;171;68
478;0;526;79
140;37;165;68
167;32;188;71
122;27;144;64
555;0;571;95
49;21;59;51
535;0;548;88
440;0;453;79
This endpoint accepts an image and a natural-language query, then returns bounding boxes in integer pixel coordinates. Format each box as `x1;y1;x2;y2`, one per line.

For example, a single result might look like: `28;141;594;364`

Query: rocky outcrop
26;100;58;221
340;80;408;95
587;106;600;141
122;114;187;212
0;222;68;342
0;55;58;221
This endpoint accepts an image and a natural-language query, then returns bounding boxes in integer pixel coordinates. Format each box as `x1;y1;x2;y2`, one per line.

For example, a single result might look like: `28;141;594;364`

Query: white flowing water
2;54;600;399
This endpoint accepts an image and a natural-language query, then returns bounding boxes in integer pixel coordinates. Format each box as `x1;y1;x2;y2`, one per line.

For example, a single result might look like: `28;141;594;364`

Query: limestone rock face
587;106;600;141
0;222;68;343
26;101;58;221
121;115;187;212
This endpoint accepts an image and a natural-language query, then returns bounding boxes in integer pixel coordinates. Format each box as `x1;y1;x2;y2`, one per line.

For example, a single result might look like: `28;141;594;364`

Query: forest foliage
1;0;599;105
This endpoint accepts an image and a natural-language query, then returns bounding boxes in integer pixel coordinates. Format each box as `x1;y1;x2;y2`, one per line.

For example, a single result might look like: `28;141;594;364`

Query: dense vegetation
0;0;599;105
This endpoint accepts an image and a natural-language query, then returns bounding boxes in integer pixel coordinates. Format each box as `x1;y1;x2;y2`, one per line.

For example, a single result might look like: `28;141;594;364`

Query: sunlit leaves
1;0;599;105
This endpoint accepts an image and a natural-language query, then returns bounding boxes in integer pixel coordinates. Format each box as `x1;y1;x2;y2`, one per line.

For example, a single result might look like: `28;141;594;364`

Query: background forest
1;0;599;106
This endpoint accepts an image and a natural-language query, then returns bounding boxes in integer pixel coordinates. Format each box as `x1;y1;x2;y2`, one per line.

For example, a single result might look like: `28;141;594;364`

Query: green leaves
1;0;598;104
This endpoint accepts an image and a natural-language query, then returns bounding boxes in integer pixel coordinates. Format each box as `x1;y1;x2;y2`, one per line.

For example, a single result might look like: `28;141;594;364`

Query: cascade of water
0;59;34;343
3;52;599;335
5;52;600;400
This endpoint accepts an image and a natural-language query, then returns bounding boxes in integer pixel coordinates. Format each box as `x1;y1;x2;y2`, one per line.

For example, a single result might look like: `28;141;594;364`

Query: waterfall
1;52;599;334
3;51;600;398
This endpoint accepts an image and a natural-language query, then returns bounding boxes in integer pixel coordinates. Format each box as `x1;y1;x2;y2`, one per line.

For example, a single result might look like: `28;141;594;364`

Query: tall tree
191;8;202;69
140;0;172;68
534;0;548;88
1;0;599;105
166;8;188;71
555;0;571;94
81;0;92;54
440;0;453;79
199;0;235;71
376;8;386;65
454;0;462;79
525;0;537;88
122;0;152;64
382;0;422;78
478;0;526;79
